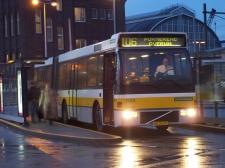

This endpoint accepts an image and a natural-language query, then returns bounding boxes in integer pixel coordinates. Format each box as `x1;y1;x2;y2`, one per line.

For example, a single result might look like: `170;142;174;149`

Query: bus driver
155;57;174;78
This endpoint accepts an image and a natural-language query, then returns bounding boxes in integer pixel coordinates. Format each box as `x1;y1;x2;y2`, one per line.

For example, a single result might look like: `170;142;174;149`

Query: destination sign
119;34;186;48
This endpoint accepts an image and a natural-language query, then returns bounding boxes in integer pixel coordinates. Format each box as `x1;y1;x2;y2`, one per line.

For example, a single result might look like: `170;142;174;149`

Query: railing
198;100;225;126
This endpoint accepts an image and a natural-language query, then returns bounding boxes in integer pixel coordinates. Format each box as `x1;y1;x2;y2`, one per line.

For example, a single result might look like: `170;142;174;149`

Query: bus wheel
156;125;169;131
62;101;68;124
94;103;103;132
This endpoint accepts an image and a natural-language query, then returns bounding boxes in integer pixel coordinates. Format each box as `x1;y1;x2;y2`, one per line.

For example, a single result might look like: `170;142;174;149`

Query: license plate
153;121;168;126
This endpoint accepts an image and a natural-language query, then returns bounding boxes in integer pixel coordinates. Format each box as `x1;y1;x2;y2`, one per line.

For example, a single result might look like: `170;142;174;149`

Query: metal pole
113;0;116;34
203;3;208;50
44;3;47;57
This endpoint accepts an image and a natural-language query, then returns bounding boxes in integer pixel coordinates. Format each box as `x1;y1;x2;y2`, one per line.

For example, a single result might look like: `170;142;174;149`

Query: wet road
1;124;225;168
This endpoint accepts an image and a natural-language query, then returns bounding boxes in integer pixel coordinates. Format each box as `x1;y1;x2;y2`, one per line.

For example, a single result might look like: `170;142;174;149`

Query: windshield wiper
148;83;161;89
162;79;184;89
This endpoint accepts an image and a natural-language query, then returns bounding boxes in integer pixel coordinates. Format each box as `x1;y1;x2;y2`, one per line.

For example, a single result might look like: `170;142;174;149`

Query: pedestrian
28;82;37;123
35;81;44;121
39;82;58;125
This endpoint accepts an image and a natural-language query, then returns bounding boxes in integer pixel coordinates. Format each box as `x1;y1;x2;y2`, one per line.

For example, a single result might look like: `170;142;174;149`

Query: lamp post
32;0;57;57
113;0;116;34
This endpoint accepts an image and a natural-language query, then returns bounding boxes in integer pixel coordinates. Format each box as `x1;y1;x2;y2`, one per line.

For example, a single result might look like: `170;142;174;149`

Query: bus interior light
122;110;138;119
141;54;149;58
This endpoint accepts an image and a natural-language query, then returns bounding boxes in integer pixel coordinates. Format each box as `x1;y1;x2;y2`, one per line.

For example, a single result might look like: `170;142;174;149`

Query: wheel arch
92;100;100;123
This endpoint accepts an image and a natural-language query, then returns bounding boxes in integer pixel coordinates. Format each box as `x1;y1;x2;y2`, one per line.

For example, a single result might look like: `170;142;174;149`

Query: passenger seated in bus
125;71;138;84
155;57;174;78
88;77;97;86
140;67;149;83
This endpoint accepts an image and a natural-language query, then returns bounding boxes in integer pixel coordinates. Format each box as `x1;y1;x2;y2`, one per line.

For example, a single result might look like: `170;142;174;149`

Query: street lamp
32;0;57;57
113;0;116;34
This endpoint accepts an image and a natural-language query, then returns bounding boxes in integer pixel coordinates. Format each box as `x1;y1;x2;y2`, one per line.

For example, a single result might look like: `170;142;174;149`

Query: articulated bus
34;32;197;131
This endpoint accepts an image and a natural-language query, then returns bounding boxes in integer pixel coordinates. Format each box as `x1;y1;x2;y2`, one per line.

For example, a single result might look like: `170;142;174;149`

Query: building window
93;40;98;44
4;14;8;37
74;7;86;22
57;26;64;50
5;54;9;63
100;9;106;20
35;10;42;34
75;39;86;48
12;53;16;61
92;8;98;19
46;18;53;42
56;0;62;11
17;52;22;59
17;12;20;35
11;13;14;36
107;9;113;20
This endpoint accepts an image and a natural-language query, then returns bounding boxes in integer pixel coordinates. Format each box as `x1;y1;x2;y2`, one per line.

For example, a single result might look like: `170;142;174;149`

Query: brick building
0;0;126;63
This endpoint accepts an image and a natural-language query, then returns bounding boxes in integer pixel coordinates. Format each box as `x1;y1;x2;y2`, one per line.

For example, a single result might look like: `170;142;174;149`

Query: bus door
103;53;115;124
69;61;78;119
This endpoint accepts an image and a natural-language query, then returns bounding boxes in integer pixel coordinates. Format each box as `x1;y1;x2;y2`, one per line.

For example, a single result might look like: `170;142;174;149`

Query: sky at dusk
125;0;225;41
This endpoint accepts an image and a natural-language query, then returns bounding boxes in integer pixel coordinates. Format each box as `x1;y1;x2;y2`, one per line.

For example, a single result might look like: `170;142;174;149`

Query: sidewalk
0;118;122;145
174;123;225;134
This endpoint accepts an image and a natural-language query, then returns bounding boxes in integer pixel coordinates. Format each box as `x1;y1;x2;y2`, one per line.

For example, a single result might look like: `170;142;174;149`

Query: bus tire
156;125;169;131
93;103;104;132
62;101;68;124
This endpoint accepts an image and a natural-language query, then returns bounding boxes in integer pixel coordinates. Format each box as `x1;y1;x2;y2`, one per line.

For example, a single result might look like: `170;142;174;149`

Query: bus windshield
120;49;193;93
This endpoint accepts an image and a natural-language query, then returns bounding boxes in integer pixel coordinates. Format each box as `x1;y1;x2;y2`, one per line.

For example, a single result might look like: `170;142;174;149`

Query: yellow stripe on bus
58;97;103;108
58;96;195;110
114;97;196;110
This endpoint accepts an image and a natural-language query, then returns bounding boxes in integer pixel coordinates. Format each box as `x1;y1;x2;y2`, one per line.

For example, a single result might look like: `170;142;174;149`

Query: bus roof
36;32;187;65
34;57;53;68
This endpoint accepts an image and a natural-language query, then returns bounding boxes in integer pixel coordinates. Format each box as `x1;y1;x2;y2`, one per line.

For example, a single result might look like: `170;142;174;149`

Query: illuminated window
46;18;53;42
93;40;98;44
35;10;42;34
57;26;64;50
5;54;9;63
56;0;62;11
78;58;87;88
87;56;97;87
74;7;86;22
75;39;86;49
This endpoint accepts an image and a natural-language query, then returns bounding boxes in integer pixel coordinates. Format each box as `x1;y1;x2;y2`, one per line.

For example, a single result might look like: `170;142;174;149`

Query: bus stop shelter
0;57;46;123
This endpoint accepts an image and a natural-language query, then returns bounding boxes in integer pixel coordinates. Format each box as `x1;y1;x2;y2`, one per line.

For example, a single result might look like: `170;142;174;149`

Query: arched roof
125;4;221;49
126;18;165;32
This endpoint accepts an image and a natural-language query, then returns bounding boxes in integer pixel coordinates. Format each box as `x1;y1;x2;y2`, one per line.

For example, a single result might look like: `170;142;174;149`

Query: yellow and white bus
34;32;197;131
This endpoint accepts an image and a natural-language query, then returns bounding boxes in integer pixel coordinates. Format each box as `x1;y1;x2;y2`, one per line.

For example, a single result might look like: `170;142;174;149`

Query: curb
174;123;225;133
0;119;122;145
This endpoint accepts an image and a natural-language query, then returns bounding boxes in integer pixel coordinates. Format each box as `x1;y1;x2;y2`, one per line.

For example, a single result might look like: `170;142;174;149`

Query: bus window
58;63;67;89
87;56;97;87
46;66;52;87
78;58;87;88
123;51;150;84
97;55;104;86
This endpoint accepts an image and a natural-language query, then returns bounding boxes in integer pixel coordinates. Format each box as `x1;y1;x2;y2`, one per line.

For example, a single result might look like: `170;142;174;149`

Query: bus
34;32;197;131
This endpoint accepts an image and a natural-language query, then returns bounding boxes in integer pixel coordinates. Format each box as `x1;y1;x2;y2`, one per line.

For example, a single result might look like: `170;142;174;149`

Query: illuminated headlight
181;108;196;117
122;110;138;119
